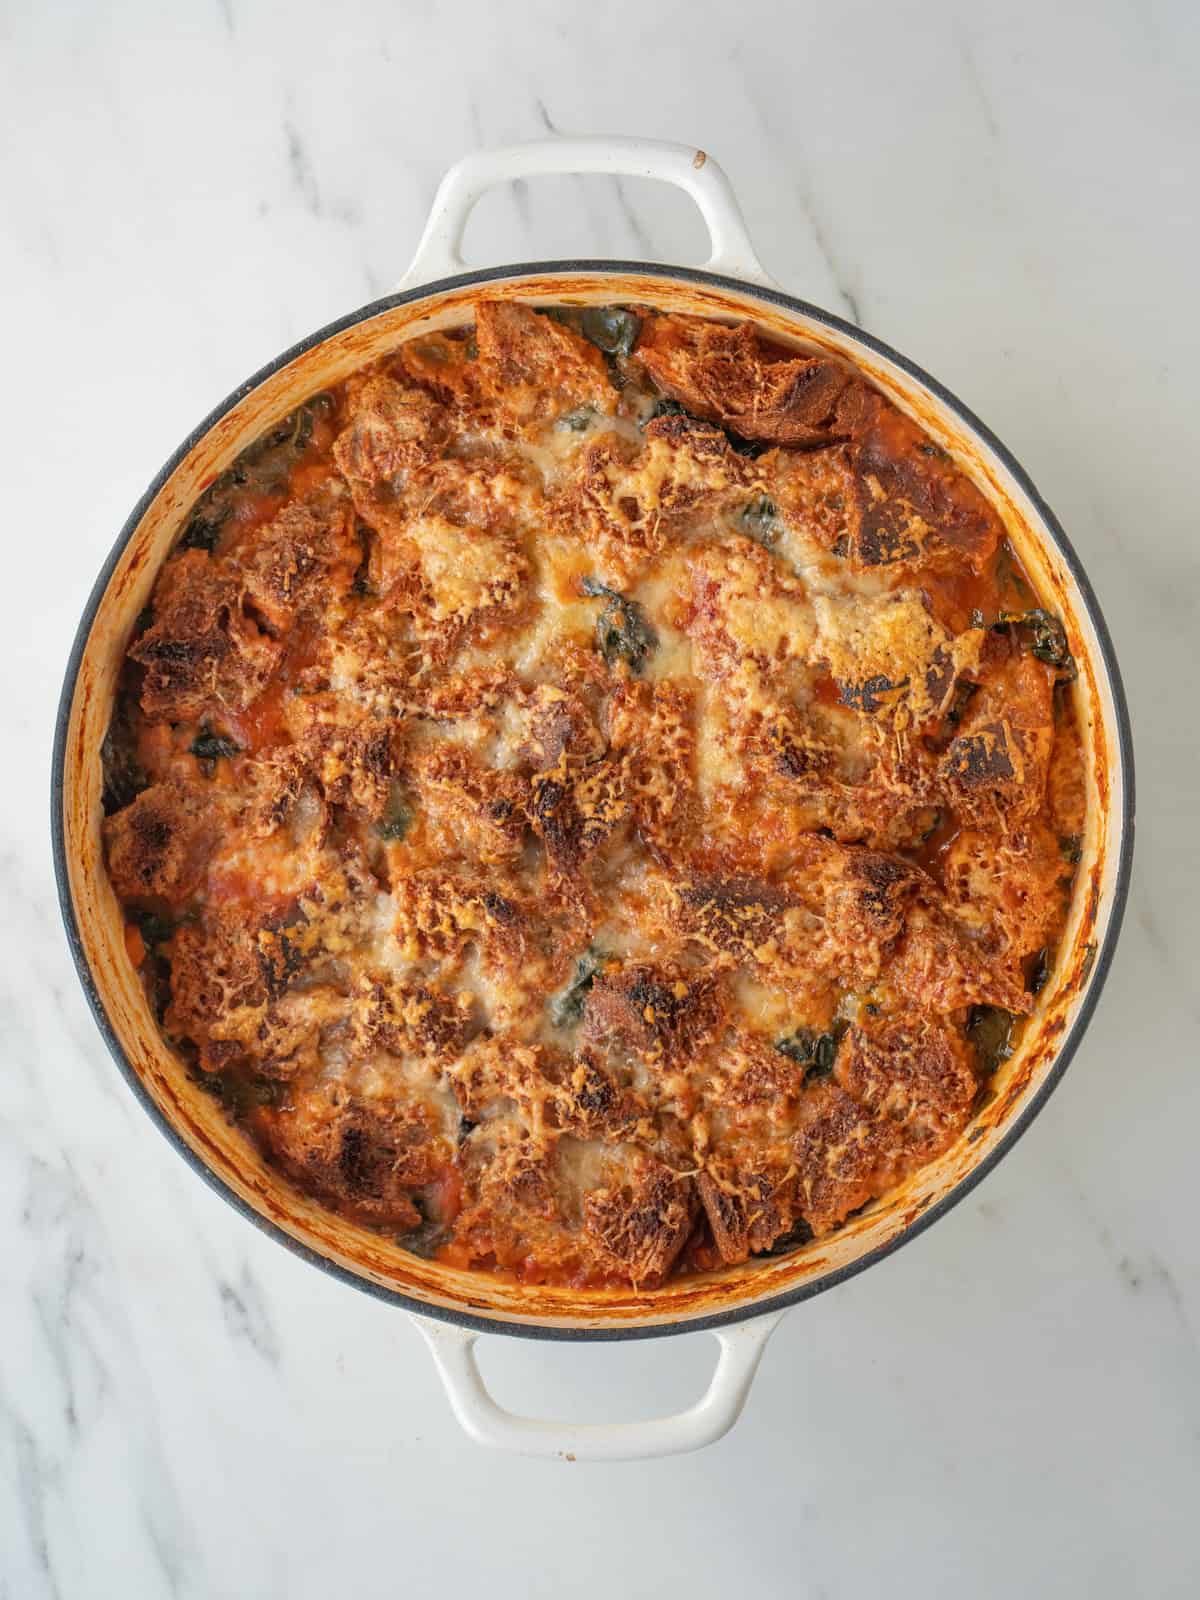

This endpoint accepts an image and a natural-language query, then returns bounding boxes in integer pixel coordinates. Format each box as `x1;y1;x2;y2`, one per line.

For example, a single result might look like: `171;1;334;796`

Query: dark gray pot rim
51;260;1136;1342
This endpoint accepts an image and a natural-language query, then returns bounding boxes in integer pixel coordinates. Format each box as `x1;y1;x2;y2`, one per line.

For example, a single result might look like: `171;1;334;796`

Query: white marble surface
3;0;1198;1593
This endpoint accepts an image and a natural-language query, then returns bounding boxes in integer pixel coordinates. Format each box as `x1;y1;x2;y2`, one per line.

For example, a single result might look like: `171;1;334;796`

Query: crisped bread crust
103;301;1084;1285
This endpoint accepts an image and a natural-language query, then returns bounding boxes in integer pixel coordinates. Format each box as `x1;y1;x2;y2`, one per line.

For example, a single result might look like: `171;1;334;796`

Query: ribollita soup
99;300;1086;1290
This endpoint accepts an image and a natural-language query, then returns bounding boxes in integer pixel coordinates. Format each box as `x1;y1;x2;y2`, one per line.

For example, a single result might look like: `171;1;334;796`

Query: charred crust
641;409;735;458
102;781;216;904
526;758;626;870
636;313;874;446
945;723;1016;784
854;854;921;928
255;912;309;997
130;551;283;722
838;672;908;714
482;890;517;924
582;961;726;1066
855;507;920;568
923;646;956;716
100;297;1084;1291
582;1162;697;1285
338;1124;370;1187
251;1080;447;1231
836;1014;976;1162
696;1164;805;1264
353;974;475;1060
555;1051;641;1138
675;878;787;958
772;716;835;779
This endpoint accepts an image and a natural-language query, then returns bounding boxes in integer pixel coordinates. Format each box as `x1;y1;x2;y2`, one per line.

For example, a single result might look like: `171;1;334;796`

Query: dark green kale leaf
375;785;413;842
966;1006;1017;1075
556;405;595;432
580;306;642;358
776;1021;848;1083
994;609;1077;679
134;910;175;949
100;706;148;815
179;393;333;553
550;947;609;1029
1026;946;1053;996
190;729;241;763
581;578;658;675
756;1217;815;1257
739;496;782;546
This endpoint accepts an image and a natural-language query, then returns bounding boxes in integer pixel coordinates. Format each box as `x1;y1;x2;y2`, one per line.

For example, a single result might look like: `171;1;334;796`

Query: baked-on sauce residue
101;301;1087;1287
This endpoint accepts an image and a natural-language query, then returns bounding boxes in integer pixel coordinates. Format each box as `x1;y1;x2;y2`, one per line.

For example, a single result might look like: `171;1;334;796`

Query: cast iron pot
52;138;1135;1460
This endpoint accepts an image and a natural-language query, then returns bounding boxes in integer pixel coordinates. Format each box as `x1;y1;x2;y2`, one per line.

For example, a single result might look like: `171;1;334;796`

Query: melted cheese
104;298;1085;1290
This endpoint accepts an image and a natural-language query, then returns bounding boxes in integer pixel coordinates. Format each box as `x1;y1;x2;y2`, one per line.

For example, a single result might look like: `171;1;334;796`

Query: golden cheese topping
102;301;1086;1288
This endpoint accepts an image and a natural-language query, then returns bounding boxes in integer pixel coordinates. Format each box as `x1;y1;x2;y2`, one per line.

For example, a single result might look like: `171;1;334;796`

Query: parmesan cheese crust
102;301;1086;1288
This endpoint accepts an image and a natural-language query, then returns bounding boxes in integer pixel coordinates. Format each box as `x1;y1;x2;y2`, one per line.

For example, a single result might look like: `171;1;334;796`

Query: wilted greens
180;393;333;553
966;1006;1017;1075
550;947;609;1029
581;578;658;675
375;785;413;842
190;729;241;763
995;609;1077;678
776;1022;848;1083
580;305;642;358
739;496;782;546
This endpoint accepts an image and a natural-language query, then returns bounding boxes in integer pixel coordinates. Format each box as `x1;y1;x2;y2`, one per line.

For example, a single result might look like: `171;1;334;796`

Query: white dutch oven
53;138;1134;1461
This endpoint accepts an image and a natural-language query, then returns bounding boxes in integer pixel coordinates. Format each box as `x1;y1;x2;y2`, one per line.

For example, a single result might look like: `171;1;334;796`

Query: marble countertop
4;0;1198;1593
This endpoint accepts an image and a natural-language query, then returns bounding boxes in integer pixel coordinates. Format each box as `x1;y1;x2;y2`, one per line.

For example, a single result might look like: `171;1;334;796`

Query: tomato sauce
100;301;1087;1293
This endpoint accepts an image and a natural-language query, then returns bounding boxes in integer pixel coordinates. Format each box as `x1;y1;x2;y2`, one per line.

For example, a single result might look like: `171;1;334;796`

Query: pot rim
51;259;1136;1342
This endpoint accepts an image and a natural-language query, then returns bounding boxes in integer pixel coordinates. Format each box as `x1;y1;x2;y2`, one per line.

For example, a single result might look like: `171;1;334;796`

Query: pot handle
396;136;776;291
411;1308;783;1461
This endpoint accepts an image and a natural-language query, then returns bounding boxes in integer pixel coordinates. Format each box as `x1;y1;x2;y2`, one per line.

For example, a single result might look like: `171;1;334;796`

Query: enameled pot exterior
52;141;1134;1457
